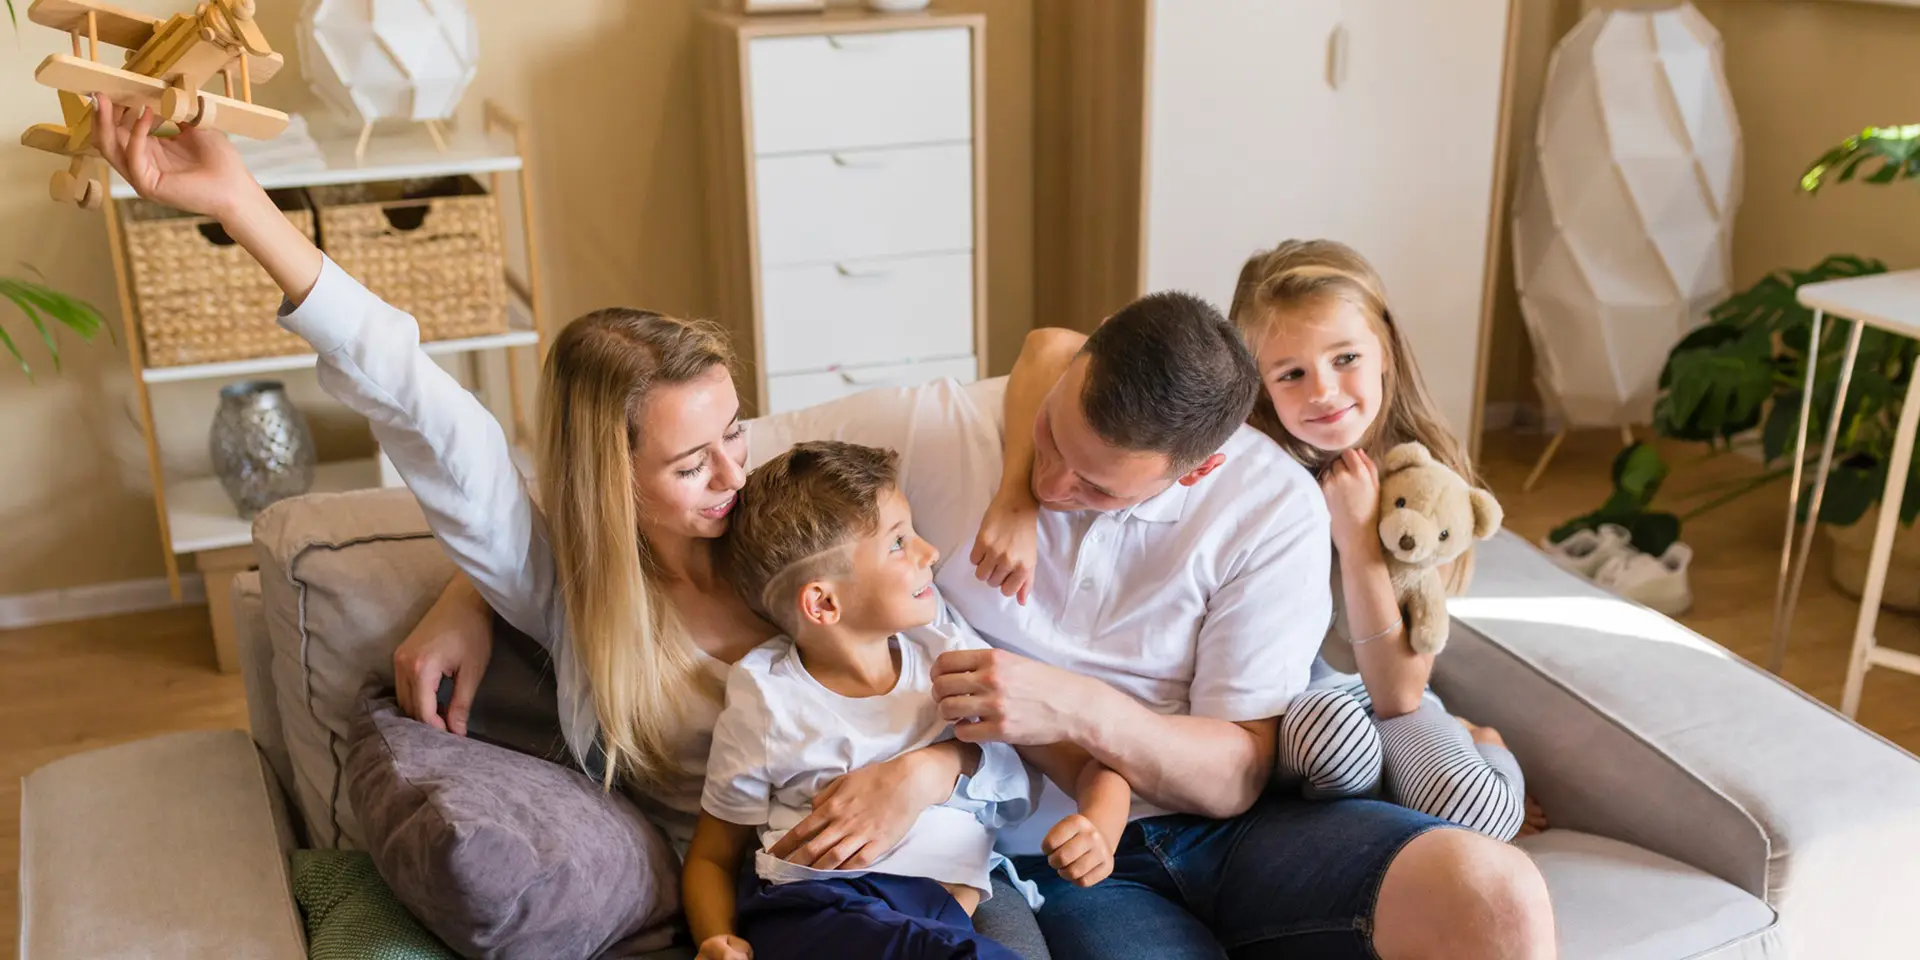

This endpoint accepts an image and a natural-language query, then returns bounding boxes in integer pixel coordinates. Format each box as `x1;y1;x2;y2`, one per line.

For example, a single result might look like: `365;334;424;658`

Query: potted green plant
4;0;112;379
1551;122;1920;607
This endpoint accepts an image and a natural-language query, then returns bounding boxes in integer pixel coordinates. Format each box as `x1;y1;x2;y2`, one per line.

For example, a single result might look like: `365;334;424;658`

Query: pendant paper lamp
1512;3;1742;427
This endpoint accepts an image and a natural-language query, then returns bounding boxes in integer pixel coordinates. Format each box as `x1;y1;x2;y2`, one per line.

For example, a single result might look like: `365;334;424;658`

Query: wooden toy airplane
18;0;290;210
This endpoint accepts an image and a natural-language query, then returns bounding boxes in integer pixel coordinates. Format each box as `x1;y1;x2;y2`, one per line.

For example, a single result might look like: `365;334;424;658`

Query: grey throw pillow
345;689;681;959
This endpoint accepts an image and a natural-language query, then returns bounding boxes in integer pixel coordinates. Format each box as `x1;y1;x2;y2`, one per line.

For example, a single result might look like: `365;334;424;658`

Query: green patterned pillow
291;849;457;960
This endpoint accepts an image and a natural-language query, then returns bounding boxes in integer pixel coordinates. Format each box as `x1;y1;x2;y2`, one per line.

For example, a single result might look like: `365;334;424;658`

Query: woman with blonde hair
972;239;1535;841
92;97;982;861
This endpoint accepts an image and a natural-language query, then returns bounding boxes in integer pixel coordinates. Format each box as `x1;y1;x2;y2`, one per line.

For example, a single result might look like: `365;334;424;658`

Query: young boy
683;441;1131;960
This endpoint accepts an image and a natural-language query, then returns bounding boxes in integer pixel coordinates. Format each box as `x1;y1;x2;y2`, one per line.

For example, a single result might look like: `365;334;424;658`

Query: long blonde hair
1229;239;1481;594
540;309;733;790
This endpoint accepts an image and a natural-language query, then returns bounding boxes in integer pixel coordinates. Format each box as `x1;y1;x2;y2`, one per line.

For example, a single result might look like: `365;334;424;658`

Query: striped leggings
1276;677;1526;841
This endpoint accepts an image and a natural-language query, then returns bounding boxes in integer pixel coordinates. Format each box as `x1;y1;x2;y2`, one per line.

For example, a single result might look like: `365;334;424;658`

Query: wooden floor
4;426;1920;956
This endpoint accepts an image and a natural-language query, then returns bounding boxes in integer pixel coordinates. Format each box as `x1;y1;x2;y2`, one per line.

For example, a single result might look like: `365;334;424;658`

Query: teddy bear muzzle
1378;508;1440;565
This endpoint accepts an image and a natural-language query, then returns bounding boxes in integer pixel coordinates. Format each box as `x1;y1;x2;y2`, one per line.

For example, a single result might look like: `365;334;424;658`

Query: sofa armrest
20;730;306;960
1434;532;1920;957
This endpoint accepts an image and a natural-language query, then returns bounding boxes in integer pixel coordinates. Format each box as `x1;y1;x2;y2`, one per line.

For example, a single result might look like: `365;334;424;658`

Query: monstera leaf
1803;124;1920;193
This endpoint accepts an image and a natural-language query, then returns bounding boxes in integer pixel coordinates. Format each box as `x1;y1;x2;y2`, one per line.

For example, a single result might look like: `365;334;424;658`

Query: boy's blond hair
721;441;901;633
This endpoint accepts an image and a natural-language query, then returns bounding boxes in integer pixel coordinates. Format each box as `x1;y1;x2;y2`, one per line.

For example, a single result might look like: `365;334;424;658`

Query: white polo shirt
748;376;1333;856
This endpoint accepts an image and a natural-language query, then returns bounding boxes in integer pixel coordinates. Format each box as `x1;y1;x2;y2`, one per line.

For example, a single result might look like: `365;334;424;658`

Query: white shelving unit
108;117;528;197
96;101;546;672
167;458;384;555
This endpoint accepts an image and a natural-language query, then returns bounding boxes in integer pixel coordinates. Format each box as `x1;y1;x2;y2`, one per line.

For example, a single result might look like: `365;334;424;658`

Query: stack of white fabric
1541;524;1694;617
233;113;326;176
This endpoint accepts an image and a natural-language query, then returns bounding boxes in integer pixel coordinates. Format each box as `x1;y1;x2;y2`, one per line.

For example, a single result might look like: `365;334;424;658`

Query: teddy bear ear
1382;442;1433;473
1469;488;1504;539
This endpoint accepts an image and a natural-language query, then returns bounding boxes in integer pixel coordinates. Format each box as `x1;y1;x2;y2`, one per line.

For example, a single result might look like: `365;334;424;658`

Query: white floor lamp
1511;2;1742;491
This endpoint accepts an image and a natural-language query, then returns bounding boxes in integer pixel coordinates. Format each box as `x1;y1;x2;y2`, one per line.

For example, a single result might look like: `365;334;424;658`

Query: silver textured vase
209;380;317;518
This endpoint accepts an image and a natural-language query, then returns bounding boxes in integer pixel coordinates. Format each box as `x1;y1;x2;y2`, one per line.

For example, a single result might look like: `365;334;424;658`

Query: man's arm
1074;694;1276;820
936;650;1279;819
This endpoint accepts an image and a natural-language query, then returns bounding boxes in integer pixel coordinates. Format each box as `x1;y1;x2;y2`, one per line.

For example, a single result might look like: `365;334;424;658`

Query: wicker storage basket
122;190;316;368
309;176;509;341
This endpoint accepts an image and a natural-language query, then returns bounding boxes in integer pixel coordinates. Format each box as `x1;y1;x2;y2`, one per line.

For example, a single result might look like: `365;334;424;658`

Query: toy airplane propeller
18;0;290;210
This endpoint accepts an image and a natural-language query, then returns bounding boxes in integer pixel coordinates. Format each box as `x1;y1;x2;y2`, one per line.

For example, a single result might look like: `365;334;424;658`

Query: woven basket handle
197;222;239;247
380;203;433;233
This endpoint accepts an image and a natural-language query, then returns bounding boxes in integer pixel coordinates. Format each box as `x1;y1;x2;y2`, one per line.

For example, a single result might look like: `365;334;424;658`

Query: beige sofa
22;486;1920;958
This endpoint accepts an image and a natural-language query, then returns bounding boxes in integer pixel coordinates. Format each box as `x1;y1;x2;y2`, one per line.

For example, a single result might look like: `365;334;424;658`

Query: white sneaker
1540;523;1633;579
1595;542;1693;617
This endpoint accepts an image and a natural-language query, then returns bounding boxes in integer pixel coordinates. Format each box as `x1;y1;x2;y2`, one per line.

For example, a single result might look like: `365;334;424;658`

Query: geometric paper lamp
1511;1;1742;485
298;0;480;156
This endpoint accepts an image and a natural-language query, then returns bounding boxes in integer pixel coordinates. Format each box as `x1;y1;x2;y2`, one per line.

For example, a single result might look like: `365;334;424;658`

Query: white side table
1771;269;1920;716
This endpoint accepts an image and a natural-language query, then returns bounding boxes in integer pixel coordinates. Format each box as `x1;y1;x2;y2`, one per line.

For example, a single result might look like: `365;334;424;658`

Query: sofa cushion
1517;830;1779;959
19;730;308;960
345;690;681;960
1443;531;1920;955
253;488;451;850
251;486;575;853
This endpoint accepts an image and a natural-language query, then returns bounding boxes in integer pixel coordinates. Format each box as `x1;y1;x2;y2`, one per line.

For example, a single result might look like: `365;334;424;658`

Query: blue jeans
1011;794;1446;960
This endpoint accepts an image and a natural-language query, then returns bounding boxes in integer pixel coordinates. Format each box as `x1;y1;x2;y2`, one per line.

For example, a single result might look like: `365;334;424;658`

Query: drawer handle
830;152;885;168
835;367;902;387
835;262;893;279
825;34;883;51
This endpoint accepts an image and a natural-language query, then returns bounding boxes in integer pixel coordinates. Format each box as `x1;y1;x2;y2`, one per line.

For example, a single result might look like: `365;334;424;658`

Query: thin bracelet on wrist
1344;616;1403;646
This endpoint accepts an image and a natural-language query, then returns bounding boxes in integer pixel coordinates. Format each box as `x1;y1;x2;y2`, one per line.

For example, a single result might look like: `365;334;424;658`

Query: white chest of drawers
699;8;986;415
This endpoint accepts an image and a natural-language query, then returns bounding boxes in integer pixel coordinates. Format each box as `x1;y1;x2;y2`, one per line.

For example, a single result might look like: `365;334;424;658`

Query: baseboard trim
1482;401;1557;433
0;574;208;631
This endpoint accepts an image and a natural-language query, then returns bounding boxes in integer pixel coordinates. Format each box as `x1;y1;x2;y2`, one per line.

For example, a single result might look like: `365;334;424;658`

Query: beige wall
1483;0;1920;412
0;0;1035;597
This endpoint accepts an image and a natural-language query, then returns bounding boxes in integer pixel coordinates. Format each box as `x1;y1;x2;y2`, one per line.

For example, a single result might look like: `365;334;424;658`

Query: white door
1141;0;1510;440
1141;0;1345;302
1335;0;1511;438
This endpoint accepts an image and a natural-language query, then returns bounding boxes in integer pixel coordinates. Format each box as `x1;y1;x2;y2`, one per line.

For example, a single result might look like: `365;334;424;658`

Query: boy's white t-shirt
701;596;1038;900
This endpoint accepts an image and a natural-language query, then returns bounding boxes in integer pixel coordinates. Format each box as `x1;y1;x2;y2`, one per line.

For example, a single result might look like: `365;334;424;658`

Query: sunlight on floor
1448;595;1732;660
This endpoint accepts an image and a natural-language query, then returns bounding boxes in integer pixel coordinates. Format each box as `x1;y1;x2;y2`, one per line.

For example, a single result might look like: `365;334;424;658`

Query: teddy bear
1376;441;1504;655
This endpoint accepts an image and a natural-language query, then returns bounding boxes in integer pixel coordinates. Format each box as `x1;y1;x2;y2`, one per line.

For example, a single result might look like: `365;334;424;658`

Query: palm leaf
11;291;60;374
0;324;25;377
1802;124;1920;193
1;276;110;378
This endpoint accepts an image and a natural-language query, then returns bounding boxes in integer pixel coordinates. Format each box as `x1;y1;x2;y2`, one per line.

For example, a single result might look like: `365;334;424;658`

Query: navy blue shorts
736;871;1021;960
1011;793;1446;960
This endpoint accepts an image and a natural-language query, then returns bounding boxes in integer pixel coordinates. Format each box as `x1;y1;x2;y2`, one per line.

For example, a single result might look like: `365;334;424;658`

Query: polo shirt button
1079;577;1094;591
